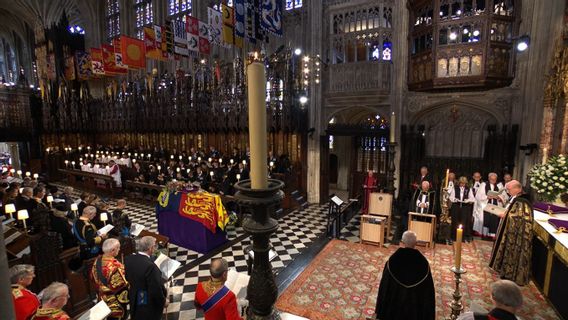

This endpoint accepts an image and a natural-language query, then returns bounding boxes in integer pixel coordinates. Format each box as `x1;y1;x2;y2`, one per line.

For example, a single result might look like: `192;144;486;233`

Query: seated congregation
1;147;560;320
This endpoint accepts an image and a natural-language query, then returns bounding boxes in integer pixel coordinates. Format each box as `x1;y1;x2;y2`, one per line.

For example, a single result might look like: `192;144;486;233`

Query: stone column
514;0;564;182
391;0;409;197
306;0;323;203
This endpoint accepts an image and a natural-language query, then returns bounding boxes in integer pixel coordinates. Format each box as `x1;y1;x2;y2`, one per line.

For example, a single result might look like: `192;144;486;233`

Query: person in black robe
124;236;167;320
489;180;533;286
449;176;475;242
410;181;436;214
375;231;435;320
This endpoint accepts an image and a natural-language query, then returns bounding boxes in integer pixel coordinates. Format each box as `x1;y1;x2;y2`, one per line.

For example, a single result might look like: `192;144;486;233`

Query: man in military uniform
73;205;106;259
195;258;243;320
31;282;70;320
91;238;129;320
10;264;40;320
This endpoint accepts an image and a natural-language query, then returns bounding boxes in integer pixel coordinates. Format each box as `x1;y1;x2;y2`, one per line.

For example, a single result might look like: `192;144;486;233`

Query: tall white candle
390;112;396;143
247;58;268;189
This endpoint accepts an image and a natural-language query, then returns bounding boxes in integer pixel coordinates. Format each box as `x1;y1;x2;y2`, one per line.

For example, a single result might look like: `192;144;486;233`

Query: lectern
408;212;437;248
367;192;393;242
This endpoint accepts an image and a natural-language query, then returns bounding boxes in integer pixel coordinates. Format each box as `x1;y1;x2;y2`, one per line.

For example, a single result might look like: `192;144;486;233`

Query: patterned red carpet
275;239;560;320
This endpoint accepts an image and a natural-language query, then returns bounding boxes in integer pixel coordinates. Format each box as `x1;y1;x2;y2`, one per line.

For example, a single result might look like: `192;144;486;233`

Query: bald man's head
421;181;430;192
210;258;229;281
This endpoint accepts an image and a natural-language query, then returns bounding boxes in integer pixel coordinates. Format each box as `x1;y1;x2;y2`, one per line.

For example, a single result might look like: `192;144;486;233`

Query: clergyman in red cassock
363;170;378;214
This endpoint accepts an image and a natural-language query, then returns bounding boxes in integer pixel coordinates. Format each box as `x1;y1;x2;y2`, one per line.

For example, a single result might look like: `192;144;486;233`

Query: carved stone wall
405;88;516;158
327;61;391;94
413;104;496;158
539;39;568;159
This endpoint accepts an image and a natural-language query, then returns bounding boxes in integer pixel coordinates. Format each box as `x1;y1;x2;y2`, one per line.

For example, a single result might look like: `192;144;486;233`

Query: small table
408;212;437;248
360;215;386;247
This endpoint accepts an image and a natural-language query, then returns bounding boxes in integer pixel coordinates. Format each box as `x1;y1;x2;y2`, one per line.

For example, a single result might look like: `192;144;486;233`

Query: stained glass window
382;42;392;61
168;0;192;19
286;0;302;10
213;0;232;11
135;0;153;39
106;0;120;41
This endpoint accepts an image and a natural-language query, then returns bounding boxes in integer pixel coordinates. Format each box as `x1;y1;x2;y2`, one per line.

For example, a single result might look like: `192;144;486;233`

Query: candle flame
458;224;463;229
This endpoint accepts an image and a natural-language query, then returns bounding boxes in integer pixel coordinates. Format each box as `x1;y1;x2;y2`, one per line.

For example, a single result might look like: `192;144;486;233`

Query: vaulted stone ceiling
3;0;85;28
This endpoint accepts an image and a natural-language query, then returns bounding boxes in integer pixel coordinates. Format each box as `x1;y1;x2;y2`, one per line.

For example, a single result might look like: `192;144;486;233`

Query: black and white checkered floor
54;184;364;319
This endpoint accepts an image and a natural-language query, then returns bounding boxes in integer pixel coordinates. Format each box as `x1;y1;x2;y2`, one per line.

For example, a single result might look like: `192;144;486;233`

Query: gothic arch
328;106;390;125
409;100;501;158
409;100;505;127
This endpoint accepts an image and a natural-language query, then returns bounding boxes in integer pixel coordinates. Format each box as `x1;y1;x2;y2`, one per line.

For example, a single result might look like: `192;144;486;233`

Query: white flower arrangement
529;154;568;202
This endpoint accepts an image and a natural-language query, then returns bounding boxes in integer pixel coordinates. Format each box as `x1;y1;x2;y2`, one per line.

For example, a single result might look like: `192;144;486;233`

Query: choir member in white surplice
471;172;483;196
475;173;504;239
80;159;92;172
107;160;122;187
471;172;483;235
449;176;476;242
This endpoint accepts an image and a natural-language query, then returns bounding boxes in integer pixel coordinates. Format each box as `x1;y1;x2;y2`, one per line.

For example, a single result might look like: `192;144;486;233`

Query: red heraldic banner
120;36;146;69
90;48;105;76
178;193;228;233
144;27;161;60
102;44;127;75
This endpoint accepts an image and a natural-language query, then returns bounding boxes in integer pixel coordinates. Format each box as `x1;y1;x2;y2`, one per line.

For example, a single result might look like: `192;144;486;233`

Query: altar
156;191;229;254
532;203;568;320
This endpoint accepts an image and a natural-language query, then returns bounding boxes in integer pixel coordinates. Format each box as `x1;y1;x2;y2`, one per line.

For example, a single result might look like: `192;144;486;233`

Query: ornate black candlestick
437;186;452;243
385;142;397;194
447;266;467;320
234;179;284;319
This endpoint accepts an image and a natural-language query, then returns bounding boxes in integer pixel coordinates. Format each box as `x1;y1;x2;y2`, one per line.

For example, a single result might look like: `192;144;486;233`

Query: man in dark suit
124;236;167;320
412;166;433;191
237;163;250;180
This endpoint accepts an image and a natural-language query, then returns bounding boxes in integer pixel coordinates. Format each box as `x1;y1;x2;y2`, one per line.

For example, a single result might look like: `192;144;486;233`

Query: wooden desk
408;212;437;248
360;215;386;246
59;169;117;195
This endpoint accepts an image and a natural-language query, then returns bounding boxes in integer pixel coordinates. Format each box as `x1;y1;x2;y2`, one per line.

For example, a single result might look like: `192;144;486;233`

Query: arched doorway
329;153;338;184
323;109;391;202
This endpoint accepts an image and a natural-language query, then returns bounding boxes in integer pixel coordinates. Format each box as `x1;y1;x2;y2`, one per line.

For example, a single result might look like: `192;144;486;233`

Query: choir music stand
327;195;344;238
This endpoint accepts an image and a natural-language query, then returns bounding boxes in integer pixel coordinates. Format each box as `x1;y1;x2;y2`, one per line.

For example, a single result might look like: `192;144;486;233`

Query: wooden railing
59;169;118;196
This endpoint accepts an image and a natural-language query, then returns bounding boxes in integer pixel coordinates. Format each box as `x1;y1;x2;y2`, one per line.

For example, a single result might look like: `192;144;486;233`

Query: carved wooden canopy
408;0;519;91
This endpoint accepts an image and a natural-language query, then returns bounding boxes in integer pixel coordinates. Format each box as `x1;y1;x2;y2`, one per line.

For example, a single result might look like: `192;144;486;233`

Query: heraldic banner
157;191;229;234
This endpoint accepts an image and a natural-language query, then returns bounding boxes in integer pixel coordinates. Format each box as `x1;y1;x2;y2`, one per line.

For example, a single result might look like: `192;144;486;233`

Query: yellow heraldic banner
178;192;229;233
